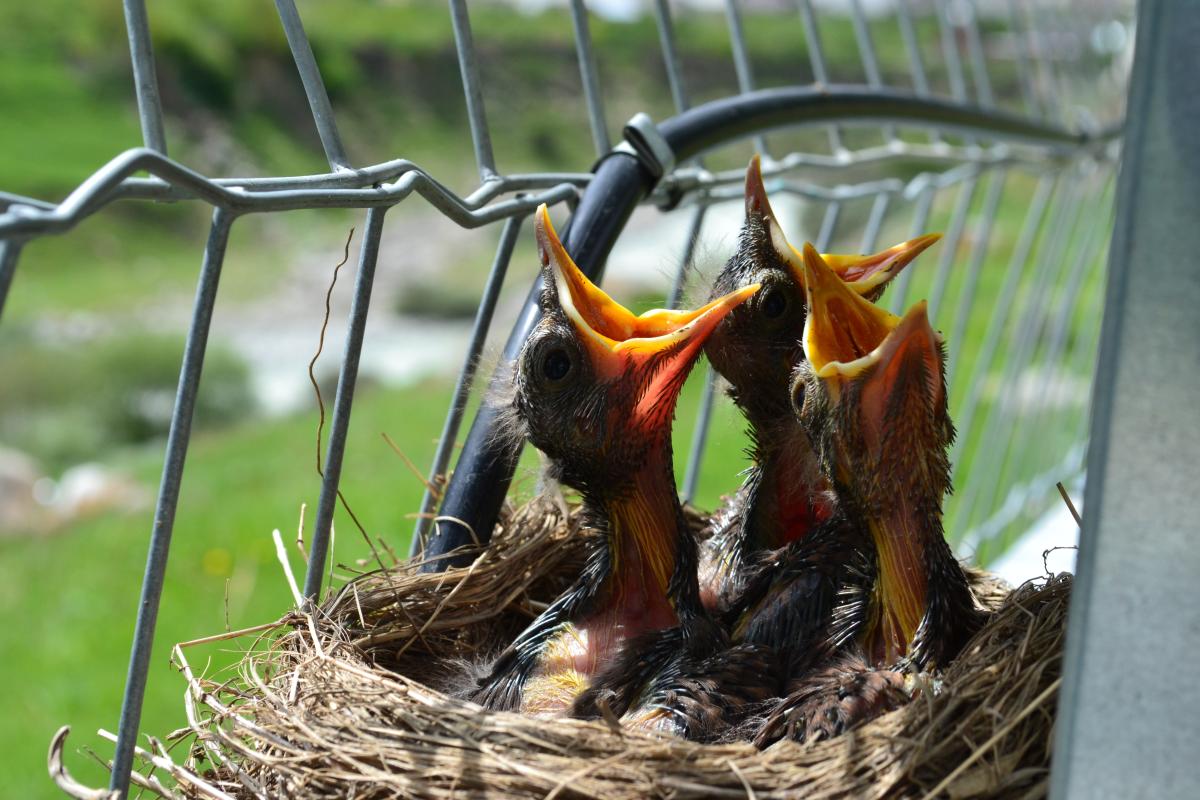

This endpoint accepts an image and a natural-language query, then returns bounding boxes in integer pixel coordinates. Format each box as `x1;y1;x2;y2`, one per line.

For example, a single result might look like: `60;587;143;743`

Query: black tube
658;86;1116;163
420;151;653;570
426;86;1116;572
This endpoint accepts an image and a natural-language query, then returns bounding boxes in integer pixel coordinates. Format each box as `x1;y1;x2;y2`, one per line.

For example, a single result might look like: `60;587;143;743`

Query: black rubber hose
422;87;1116;572
656;85;1116;162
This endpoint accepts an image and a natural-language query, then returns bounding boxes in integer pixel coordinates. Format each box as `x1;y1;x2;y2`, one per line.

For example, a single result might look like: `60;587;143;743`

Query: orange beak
744;155;940;298
801;241;945;443
535;205;759;420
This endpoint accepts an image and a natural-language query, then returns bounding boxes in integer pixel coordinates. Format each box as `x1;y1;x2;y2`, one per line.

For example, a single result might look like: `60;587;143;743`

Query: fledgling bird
752;245;987;746
472;205;776;739
701;155;940;613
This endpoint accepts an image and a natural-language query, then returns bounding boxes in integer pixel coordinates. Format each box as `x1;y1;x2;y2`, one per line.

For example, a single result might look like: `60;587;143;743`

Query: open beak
800;243;901;381
802;241;945;446
743;155;939;299
536;205;759;412
821;233;941;298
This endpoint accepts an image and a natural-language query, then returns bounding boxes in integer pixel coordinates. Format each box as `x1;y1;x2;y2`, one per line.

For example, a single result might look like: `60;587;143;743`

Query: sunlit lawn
0;364;750;797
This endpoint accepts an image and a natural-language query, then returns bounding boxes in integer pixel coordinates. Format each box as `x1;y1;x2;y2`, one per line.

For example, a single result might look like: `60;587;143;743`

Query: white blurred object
44;463;153;523
0;447;47;535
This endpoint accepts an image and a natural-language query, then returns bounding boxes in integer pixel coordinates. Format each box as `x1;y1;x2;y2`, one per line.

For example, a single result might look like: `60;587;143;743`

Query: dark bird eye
762;287;787;318
542;347;572;382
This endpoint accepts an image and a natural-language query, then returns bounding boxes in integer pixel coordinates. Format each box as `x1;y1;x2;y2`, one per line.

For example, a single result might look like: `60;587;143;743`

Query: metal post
1051;2;1200;796
109;209;234;797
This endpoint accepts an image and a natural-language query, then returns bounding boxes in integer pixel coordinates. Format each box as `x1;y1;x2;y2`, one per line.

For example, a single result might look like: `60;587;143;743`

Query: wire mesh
0;1;1131;796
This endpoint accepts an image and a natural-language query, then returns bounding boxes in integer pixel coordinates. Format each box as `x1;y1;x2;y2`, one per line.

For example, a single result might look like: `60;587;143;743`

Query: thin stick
274;529;304;608
1056;481;1082;527
309;228;355;475
295;502;309;562
176;620;283;649
725;759;758;800
381;431;438;493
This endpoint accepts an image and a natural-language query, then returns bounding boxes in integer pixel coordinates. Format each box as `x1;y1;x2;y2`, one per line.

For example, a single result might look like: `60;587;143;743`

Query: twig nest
76;498;1067;799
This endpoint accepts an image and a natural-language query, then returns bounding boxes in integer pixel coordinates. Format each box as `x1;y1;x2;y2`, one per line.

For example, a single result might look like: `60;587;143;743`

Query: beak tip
744;154;771;218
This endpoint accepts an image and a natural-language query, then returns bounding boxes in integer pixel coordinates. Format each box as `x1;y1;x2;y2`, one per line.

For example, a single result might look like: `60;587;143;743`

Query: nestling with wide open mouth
750;244;987;746
473;204;778;738
701;154;940;614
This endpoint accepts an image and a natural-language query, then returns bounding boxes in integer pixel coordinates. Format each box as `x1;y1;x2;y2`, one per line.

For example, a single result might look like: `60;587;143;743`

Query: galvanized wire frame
0;1;1128;797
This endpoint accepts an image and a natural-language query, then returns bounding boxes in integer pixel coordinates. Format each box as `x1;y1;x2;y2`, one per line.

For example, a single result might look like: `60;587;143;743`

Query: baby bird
753;245;986;746
702;155;939;613
473;205;775;739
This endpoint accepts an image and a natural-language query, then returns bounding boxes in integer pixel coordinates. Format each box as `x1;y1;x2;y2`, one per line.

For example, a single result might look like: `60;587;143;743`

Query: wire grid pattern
0;0;1128;796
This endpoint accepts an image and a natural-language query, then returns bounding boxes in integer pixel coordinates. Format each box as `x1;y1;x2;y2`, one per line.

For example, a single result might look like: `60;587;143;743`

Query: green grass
0;368;749;798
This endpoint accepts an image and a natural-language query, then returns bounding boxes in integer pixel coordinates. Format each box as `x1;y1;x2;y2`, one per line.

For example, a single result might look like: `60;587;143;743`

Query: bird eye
761;286;788;318
541;347;572;382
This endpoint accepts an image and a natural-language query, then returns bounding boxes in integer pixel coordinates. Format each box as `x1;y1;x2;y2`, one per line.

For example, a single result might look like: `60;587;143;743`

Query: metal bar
1006;0;1041;117
886;185;936;314
0;238;22;324
568;0;611;156
273;0;351;170
303;208;387;600
946;169;1007;384
963;0;995;108
675;204;715;502
723;0;768;154
926;176;978;323
411;215;524;556
936;0;970;103
652;0;691;113
0;147;576;237
859;192;891;252
667;205;707;310
816;201;841;250
680;368;717;505
121;0;168;154
0;139;1078;221
1020;0;1061;123
795;0;843;153
895;0;931;98
1053;3;1200;793
448;0;498;180
109;208;234;798
847;0;895;142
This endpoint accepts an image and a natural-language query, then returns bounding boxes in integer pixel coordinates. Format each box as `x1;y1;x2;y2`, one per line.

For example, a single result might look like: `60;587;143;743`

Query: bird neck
844;426;952;666
745;425;833;553
589;450;688;627
859;496;937;666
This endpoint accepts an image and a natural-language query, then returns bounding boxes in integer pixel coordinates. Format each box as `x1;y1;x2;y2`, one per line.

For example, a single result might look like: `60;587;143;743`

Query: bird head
706;154;939;430
792;244;954;664
515;205;759;495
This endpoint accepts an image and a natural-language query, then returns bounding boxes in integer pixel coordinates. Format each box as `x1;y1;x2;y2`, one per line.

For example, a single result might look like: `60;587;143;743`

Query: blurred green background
0;1;1121;795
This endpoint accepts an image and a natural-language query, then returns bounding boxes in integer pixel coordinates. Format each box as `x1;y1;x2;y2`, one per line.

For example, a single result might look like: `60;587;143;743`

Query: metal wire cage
0;0;1132;796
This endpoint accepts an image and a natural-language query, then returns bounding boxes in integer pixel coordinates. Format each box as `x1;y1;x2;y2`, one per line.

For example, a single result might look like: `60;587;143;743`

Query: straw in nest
51;499;1070;799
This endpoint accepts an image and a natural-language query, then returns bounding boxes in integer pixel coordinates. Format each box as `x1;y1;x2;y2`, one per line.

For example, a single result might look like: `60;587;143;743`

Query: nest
54;499;1070;799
